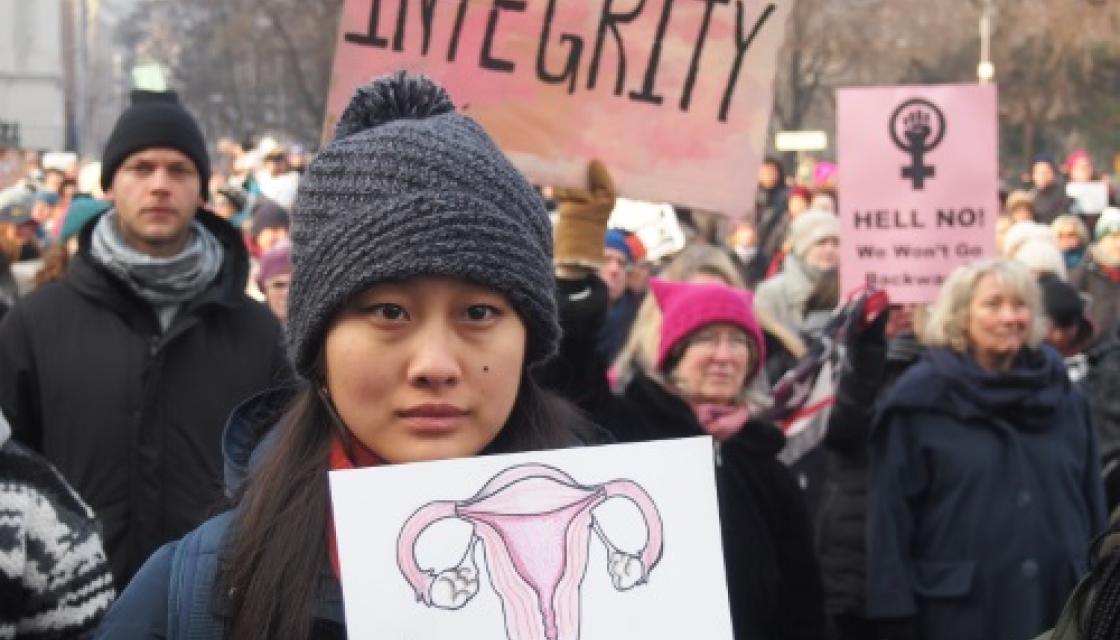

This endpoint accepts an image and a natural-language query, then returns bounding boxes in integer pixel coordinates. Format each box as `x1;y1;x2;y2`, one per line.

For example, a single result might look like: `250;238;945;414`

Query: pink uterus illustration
397;464;664;640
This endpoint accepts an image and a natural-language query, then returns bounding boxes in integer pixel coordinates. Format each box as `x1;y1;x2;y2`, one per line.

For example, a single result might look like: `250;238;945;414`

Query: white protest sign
329;437;732;639
838;84;999;304
1067;181;1110;216
607;198;686;262
325;0;792;216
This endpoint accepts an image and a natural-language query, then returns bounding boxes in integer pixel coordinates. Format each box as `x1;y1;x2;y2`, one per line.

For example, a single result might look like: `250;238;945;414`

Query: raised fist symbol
903;109;932;147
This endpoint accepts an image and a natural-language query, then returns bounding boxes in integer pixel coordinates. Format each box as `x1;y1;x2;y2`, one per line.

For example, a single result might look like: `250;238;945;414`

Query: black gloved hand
556;275;609;344
843;292;890;382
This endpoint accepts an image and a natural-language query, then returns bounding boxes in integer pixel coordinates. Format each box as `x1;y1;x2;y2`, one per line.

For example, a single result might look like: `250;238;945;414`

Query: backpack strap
168;511;235;640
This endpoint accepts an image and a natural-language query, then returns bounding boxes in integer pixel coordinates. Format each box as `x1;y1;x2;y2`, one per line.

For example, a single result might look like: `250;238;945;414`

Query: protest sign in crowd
3;2;1120;640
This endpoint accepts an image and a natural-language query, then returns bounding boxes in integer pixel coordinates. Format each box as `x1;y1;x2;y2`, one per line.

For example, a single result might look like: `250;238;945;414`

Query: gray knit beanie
287;71;558;378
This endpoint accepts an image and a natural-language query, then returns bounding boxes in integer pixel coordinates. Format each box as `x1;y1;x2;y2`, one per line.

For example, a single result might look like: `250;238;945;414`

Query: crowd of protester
2;72;1120;639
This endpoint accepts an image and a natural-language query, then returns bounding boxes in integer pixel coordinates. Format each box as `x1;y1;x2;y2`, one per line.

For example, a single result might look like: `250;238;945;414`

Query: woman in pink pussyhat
649;278;766;438
552;274;826;639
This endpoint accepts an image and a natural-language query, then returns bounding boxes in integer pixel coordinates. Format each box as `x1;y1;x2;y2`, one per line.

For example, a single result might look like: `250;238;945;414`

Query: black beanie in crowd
100;90;211;198
287;71;558;378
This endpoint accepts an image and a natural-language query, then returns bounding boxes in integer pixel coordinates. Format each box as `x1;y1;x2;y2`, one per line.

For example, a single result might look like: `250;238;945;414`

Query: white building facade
0;0;66;150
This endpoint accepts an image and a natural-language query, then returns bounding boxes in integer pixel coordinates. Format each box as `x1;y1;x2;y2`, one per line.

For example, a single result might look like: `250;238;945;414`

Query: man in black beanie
0;89;289;588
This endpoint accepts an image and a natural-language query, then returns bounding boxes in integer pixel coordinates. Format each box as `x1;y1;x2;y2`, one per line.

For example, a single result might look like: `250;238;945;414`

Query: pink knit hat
649;278;766;378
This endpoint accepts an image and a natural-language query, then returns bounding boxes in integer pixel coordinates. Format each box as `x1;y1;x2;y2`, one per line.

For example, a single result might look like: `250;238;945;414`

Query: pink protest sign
325;0;791;216
837;84;999;304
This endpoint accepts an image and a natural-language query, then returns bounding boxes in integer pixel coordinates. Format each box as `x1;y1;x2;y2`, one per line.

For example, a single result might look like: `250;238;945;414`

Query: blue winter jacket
867;346;1107;640
94;387;347;639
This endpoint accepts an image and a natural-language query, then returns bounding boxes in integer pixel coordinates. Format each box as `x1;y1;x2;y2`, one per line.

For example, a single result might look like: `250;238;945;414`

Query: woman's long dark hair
220;372;590;639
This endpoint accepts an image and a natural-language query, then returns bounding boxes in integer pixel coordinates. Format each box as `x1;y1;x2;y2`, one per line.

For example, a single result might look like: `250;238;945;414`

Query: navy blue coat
867;346;1107;640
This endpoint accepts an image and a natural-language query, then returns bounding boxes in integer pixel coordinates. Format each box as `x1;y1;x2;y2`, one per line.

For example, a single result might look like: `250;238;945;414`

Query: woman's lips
397;404;470;433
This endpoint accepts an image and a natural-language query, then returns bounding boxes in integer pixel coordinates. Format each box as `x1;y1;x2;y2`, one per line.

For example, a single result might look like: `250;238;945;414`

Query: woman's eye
465;305;500;322
366;303;409;321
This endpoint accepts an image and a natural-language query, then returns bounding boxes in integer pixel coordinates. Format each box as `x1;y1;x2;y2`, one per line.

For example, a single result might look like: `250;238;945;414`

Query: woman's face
1071;157;1094;183
672;323;753;404
323;276;526;463
966;274;1031;368
804;237;840;271
1053;223;1083;252
1099;232;1120;262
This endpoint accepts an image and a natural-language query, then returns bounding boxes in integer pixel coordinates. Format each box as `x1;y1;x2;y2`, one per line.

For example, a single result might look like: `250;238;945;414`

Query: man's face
598;247;630;303
1032;162;1055;190
107;147;202;257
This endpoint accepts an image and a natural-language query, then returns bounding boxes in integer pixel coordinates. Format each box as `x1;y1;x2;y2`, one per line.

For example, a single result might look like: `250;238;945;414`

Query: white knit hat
789;210;840;257
1003;221;1054;258
1012;239;1068;280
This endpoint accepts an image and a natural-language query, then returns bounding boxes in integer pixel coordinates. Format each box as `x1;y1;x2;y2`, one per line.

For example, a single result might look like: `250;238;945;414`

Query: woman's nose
406;326;462;389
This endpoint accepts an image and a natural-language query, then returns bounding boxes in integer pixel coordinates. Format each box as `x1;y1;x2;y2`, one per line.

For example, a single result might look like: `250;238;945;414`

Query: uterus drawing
397;463;664;640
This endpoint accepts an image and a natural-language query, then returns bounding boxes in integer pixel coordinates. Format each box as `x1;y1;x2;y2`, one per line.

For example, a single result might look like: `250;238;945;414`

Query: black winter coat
540;276;827;640
97;389;346;639
1032;183;1076;225
1082;324;1120;509
817;332;919;617
0;210;289;587
1070;253;1120;349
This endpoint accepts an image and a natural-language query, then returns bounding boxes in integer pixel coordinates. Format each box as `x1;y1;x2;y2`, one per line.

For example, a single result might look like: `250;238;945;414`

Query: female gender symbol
889;98;946;190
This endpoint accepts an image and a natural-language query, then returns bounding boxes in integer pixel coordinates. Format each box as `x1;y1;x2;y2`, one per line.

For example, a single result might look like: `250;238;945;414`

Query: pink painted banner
837;84;999;304
325;0;791;216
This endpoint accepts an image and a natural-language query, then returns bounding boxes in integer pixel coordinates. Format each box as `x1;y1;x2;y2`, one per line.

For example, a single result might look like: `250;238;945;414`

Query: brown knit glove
553;160;617;270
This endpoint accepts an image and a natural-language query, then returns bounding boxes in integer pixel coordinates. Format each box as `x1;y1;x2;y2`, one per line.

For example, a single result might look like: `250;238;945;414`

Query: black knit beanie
100;90;211;198
287;71;558;378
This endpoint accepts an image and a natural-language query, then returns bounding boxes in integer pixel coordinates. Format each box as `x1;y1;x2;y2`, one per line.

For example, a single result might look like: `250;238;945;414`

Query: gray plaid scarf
91;209;223;328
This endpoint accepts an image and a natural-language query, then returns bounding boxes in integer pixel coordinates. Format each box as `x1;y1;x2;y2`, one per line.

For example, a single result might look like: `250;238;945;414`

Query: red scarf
326;434;382;580
1098;262;1120;283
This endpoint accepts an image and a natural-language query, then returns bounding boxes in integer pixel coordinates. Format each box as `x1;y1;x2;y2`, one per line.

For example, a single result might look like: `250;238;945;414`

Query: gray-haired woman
867;258;1107;640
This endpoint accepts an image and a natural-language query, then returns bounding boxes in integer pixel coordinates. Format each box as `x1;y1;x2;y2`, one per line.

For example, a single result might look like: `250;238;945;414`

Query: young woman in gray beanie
98;71;589;639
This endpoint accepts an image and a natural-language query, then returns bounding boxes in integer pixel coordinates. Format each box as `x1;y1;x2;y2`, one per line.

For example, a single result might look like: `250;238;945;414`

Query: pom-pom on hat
649;278;765;379
287;71;558;377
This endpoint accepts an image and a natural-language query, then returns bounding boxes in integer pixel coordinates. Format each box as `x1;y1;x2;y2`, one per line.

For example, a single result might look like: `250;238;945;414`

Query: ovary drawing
397;463;664;640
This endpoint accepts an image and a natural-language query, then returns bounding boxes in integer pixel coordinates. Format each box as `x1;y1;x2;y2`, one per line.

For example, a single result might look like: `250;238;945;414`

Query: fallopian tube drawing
397;463;664;640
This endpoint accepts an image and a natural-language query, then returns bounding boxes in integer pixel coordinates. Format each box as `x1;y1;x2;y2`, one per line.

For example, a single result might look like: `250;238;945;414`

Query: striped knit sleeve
0;442;116;638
